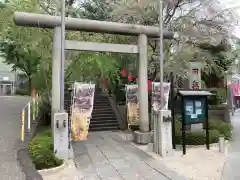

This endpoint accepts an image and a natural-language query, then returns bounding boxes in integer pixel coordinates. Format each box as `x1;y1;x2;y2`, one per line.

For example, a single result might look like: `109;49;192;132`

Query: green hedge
28;128;63;170
174;119;232;145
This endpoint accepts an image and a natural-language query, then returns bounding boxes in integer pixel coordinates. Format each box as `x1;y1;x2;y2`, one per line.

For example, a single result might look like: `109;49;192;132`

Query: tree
0;41;41;93
109;0;239;83
0;0;53;94
80;0;113;20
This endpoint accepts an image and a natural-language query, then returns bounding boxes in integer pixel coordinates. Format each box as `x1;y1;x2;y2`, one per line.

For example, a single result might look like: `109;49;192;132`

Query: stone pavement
72;131;186;180
145;144;226;180
221;110;240;180
39;159;79;180
0;96;30;180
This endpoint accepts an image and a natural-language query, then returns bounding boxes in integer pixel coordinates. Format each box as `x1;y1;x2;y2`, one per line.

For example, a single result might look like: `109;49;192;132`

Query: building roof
179;90;212;96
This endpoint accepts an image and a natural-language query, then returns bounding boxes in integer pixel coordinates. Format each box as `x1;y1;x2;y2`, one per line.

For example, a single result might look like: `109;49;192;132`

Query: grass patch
28;126;63;170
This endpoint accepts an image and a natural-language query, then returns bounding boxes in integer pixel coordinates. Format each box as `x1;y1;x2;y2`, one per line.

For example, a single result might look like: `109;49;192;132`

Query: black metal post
170;72;176;149
67;88;72;149
181;96;186;155
205;96;210;150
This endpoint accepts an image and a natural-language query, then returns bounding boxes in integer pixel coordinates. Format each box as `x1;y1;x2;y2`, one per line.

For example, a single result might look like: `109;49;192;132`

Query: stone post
132;34;150;144
51;27;61;132
138;34;149;132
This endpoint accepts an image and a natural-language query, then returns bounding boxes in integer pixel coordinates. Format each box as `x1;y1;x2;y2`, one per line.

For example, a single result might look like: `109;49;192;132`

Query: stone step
90;118;117;123
90;121;119;127
92;107;114;112
91;113;115;118
89;126;119;132
91;116;116;121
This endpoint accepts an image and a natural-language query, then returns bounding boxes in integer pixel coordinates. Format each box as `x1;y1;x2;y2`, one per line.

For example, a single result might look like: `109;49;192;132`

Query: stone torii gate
14;12;175;148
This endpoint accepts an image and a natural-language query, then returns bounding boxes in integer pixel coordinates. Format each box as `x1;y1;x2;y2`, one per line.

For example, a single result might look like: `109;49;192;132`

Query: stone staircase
89;91;120;131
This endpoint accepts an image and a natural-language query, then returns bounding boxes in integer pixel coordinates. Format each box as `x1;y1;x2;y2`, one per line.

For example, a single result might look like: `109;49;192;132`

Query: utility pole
159;0;164;109
60;0;65;112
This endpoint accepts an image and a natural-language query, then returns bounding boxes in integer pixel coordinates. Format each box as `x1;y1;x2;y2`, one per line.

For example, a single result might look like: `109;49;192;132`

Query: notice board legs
181;96;186;155
170;72;176;149
205;97;210;150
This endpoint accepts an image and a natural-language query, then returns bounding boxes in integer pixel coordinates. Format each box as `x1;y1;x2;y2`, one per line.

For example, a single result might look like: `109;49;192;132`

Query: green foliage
199;41;233;74
174;118;232;145
80;0;113;21
0;1;5;9
38;99;51;126
28;127;63;170
208;88;227;105
0;41;41;93
15;88;29;96
0;0;52;94
209;119;233;140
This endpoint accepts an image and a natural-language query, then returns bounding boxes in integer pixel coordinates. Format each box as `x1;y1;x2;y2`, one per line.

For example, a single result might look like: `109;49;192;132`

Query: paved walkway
222;110;240;180
0;96;30;180
72;131;185;180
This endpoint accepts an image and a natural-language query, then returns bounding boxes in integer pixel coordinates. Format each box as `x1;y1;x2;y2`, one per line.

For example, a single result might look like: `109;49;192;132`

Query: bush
209;119;233;140
174;119;232;145
28;128;63;170
208;88;227;105
38;100;51;126
15;88;29;96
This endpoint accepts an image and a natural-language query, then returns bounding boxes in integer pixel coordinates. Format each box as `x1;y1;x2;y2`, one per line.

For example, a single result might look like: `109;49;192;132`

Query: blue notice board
184;98;206;124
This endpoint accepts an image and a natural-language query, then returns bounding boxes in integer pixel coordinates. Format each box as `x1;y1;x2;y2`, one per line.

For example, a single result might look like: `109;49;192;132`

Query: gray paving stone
72;142;88;154
80;174;101;180
108;158;130;169
120;173;145;180
117;166;139;176
80;164;98;176
103;176;123;180
72;132;187;180
145;159;186;180
145;174;169;180
98;147;121;159
93;160;109;168
74;154;92;168
222;112;240;179
96;163;119;178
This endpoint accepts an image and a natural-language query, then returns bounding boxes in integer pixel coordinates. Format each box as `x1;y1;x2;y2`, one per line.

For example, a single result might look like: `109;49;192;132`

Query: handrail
20;96;39;142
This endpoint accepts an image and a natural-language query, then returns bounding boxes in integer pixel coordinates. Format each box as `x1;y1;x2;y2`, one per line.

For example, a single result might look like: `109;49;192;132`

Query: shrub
208;88;227;105
174;119;232;145
209;119;233;140
15;88;29;96
28;128;63;170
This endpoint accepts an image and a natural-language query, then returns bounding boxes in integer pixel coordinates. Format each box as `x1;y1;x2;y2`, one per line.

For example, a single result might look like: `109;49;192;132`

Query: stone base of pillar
153;109;173;157
132;131;151;144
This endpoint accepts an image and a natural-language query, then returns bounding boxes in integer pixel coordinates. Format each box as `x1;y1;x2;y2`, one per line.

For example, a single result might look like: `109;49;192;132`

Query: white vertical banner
71;82;95;141
152;82;171;111
125;84;139;126
151;82;170;131
189;62;202;89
